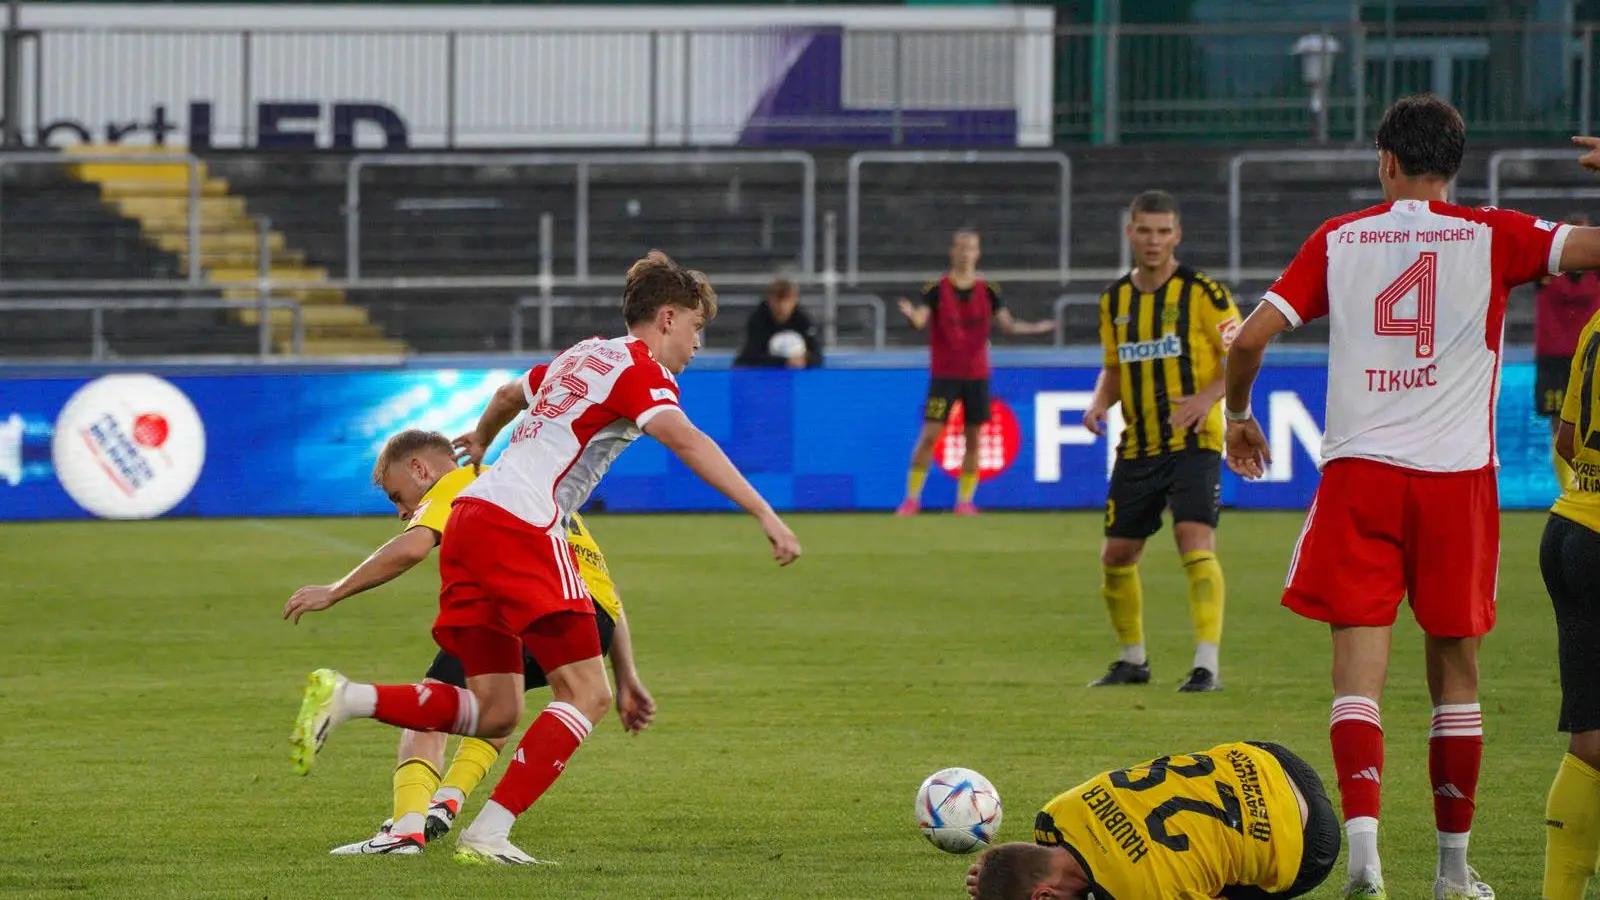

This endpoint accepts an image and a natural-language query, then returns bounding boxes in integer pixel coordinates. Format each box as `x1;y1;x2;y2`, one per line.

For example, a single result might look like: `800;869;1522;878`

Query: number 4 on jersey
1373;252;1438;358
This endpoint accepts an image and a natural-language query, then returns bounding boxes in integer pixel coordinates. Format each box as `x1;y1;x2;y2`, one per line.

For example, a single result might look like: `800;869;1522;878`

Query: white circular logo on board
51;374;206;519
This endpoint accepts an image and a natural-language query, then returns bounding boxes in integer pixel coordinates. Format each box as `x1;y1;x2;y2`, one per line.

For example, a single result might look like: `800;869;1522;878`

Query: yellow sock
1101;564;1144;653
440;737;500;801
1544;752;1600;900
1182;550;1225;645
392;758;441;828
905;466;929;501
957;471;979;505
1556;446;1576;492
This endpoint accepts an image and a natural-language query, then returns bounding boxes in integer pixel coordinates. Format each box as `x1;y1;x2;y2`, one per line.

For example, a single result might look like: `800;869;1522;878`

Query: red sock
372;683;479;734
1429;703;1483;834
1330;695;1384;822
489;702;592;816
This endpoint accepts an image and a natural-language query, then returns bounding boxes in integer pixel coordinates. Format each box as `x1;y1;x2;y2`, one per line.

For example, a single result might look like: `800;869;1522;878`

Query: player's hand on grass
616;676;657;734
452;430;490;470
761;514;802;566
1576;135;1600;171
1170;394;1212;432
1083;402;1109;436
964;861;981;899
283;585;340;624
1224;418;1272;480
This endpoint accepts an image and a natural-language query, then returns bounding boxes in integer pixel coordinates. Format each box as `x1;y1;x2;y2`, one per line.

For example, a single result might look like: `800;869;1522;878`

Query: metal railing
0;295;304;360
1227;149;1382;285
346;150;816;281
2;21;1595;149
844;150;1071;285
1051;293;1101;348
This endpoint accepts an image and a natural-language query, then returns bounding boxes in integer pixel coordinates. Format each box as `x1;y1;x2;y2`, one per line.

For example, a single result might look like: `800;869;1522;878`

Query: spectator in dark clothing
734;277;824;369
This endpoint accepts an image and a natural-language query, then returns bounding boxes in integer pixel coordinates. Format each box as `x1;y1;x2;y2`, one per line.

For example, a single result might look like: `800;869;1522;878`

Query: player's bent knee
474;692;526;739
1570;730;1600;770
1101;539;1143;568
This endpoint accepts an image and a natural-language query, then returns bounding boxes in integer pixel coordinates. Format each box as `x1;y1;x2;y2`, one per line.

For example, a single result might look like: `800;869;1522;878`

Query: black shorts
1541;514;1600;733
1105;448;1222;540
1537;355;1573;417
425;601;617;689
1219;742;1340;900
924;378;990;425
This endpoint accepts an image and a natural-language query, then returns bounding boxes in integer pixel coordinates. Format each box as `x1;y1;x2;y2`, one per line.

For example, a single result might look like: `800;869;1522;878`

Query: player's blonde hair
974;842;1057;900
621;249;719;326
372;429;453;485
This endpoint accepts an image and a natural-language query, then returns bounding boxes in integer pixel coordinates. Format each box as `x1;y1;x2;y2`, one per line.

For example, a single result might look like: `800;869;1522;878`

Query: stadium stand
0;144;1574;358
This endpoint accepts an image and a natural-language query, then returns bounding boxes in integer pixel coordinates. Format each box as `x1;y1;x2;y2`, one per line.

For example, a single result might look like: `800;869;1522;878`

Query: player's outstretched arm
454;376;532;467
1221;303;1290;479
281;526;437;624
608;612;656;733
642;408;801;565
994;308;1055;337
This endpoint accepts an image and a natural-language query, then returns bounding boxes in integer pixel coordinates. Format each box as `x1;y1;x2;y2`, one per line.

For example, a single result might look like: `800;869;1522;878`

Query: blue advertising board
0;362;1563;521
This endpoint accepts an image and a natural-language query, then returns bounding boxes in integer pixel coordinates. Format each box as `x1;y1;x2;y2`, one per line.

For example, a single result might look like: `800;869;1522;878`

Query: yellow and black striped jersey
1555;308;1600;532
1098;267;1240;459
1034;742;1304;900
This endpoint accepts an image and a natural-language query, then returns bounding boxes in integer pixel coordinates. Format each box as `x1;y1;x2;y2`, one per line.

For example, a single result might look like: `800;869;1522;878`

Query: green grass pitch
0;511;1569;898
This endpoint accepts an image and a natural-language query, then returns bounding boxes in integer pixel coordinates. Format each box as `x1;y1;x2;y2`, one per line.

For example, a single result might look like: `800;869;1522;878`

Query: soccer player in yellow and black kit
1540;304;1600;900
280;429;652;855
966;741;1338;900
1083;190;1240;693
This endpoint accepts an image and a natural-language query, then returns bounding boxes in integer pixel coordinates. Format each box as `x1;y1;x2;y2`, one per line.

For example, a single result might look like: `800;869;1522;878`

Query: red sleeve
1262;221;1332;327
520;364;549;406
1483;207;1569;288
605;358;681;427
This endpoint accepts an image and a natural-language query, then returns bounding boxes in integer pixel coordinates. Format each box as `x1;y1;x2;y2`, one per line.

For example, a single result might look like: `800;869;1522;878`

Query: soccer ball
767;329;807;359
915;767;1003;854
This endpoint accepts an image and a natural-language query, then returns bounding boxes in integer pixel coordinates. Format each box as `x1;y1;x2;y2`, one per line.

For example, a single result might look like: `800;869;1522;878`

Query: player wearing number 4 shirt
1225;94;1600;900
965;741;1339;900
289;251;802;867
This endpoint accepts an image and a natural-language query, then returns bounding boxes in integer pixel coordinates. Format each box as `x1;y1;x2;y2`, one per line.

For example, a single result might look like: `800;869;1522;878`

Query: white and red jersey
1264;199;1571;472
459;335;681;532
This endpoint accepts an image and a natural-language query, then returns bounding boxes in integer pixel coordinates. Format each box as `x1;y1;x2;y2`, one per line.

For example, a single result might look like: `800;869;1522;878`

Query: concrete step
236;305;372;328
222;286;347;306
284;336;407;357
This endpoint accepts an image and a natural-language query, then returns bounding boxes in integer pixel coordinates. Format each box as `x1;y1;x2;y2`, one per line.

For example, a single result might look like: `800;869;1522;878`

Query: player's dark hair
1375;93;1465;180
621;249;719;326
974;842;1056;900
952;228;981;244
1129;190;1180;220
372;429;452;484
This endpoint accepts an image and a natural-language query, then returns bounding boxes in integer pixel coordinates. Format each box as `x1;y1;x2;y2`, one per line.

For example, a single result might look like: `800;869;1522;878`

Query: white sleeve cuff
1262;291;1303;329
633;403;679;429
1549;223;1575;276
522;371;540;406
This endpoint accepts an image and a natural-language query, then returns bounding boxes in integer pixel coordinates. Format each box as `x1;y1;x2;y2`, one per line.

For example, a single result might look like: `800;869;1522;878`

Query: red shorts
433;498;598;676
1283;458;1499;638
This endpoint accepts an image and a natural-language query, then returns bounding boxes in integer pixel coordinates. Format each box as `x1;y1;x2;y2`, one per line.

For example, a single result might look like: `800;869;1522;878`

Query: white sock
464;799;516;842
392;812;426;836
1120;643;1147;665
1345;816;1381;883
433;786;466;806
1193;641;1220;674
341;682;377;718
1437;830;1470;885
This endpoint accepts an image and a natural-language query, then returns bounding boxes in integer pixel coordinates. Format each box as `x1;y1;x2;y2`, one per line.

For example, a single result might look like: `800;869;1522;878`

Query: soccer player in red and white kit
1225;96;1600;900
288;251;802;865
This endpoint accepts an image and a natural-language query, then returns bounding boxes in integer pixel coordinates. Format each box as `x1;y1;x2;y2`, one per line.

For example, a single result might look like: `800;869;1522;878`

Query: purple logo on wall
738;28;1018;147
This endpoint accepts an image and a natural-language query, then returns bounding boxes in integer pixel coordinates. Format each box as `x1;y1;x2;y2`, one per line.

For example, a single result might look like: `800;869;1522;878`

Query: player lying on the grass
967;741;1338;900
290;251;801;866
280;429;652;855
